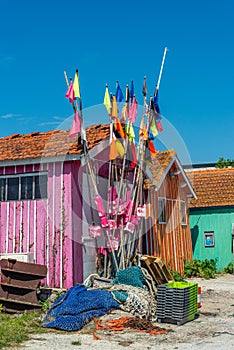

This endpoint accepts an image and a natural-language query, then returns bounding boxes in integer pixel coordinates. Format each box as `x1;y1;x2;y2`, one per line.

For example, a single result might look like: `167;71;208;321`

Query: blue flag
129;80;134;103
116;82;124;102
153;88;160;114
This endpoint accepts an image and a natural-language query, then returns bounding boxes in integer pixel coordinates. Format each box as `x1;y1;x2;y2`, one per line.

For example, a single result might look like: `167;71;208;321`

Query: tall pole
156;47;168;91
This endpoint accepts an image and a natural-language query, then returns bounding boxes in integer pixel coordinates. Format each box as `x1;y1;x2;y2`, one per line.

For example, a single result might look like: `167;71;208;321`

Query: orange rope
93;317;168;340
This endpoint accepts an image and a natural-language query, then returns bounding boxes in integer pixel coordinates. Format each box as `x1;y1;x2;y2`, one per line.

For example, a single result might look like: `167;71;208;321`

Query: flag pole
156;47;168;93
64;70;119;272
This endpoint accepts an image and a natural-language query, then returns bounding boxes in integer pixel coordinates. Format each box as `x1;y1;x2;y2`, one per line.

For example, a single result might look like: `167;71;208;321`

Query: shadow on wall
191;224;199;252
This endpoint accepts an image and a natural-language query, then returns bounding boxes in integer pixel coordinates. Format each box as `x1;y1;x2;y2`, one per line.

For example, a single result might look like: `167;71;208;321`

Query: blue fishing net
44;284;120;331
111;266;146;289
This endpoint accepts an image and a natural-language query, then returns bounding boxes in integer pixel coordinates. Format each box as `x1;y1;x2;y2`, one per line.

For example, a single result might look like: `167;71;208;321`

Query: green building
186;167;234;271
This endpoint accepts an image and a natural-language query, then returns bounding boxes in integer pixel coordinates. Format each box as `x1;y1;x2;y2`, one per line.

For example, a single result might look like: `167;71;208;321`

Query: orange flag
109;138;119;160
112;95;118;118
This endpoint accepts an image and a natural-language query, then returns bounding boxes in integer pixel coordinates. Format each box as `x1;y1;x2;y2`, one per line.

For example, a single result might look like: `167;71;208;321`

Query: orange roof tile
186;168;234;208
0;124;110;162
144;149;176;188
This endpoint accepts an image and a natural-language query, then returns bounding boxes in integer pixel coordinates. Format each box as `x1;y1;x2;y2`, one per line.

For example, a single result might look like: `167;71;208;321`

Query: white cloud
39;116;65;126
39;121;61;126
0;113;21;119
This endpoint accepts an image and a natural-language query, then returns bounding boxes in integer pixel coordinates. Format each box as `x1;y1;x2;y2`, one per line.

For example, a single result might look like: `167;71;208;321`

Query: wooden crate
140;255;174;285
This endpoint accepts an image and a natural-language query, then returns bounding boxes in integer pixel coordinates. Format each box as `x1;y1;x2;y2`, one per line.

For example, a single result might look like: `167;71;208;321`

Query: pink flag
128;97;138;123
69;110;81;138
65;83;75;104
156;120;163;132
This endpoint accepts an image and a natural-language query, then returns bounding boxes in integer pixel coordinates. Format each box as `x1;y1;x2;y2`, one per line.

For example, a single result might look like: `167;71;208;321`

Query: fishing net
43;284;120;331
111;284;156;320
109;266;157;320
111;266;146;288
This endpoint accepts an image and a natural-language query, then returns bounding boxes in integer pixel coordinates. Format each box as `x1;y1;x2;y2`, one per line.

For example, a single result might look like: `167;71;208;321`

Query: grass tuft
0;311;47;349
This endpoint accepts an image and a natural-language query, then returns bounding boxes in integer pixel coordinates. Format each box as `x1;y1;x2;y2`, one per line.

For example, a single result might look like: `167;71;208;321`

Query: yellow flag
103;86;111;114
116;139;125;157
126;123;135;141
151;117;158;136
73;71;80;98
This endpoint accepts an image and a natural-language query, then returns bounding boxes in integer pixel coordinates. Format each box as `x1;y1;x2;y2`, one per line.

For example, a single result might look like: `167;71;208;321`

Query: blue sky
0;0;233;164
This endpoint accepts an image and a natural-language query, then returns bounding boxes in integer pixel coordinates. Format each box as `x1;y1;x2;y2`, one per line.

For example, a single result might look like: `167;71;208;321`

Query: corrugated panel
190;207;234;270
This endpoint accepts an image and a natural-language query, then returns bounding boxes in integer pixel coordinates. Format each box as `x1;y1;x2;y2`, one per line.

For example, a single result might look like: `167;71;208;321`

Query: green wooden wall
189;207;234;271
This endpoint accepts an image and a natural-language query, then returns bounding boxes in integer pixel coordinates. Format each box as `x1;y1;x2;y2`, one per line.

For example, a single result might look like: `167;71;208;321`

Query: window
204;231;215;247
0;173;48;201
158;197;166;224
180;201;187;226
0;178;6;201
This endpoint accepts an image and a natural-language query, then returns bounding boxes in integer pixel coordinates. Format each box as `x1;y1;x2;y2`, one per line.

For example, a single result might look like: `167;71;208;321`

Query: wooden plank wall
144;170;193;274
0;160;83;289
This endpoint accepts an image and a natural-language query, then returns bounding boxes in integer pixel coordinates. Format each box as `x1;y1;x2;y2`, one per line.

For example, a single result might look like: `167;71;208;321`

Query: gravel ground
15;274;234;350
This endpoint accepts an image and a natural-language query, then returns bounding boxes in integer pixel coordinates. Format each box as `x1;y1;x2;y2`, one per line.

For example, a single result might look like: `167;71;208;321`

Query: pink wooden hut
0;125;109;289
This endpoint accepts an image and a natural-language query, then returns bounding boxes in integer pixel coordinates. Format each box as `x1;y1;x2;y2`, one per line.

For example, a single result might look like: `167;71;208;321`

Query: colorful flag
128;97;138;123
130;141;137;168
139;117;145;139
65;82;75;104
125;85;129;103
73;70;80;98
114;117;125;138
109;138;119;160
115;139;125;157
149;140;157;156
151;117;158;136
112;95;118;118
121;104;128;123
142;76;148;97
129;80;134;103
115;82;124;102
103;85;111;114
153;87;160;113
156;120;163;132
125;123;135;141
69;110;81;138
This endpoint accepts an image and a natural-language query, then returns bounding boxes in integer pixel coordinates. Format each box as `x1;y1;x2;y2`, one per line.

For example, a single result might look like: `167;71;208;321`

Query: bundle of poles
64;47;168;277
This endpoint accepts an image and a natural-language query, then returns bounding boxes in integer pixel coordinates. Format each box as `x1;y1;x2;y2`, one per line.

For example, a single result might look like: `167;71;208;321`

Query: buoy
198;286;201;308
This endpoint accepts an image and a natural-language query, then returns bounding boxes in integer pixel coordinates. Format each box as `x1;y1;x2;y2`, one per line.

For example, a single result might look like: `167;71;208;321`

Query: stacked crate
156;281;198;325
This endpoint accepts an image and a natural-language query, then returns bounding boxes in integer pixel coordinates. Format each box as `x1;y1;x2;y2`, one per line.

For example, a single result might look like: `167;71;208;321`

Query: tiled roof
145;149;176;188
186;168;234;208
0;124;110;162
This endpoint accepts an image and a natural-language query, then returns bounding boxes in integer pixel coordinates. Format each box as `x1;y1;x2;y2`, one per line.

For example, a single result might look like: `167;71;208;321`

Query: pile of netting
43;284;120;331
110;266;157;320
84;266;157;320
44;266;157;331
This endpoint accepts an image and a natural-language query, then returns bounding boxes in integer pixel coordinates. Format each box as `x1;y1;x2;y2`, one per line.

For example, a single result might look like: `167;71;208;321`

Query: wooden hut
143;149;196;274
186;167;234;271
0;125;109;289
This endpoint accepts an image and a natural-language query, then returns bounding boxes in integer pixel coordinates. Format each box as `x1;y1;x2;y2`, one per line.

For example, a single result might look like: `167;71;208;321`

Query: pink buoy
100;216;109;228
88;225;102;238
131;214;141;225
137;205;146;217
94;195;106;217
124;221;135;234
108;219;116;230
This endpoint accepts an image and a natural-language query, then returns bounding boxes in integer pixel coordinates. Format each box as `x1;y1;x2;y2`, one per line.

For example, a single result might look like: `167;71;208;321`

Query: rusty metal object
0;258;47;313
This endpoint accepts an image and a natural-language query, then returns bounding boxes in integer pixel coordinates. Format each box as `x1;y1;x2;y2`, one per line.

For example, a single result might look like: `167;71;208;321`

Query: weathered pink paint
0;159;83;289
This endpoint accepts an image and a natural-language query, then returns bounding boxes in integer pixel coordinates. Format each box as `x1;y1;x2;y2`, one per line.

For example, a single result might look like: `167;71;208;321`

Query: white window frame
204;231;215;247
180;200;187;226
158;197;167;224
0;172;48;201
